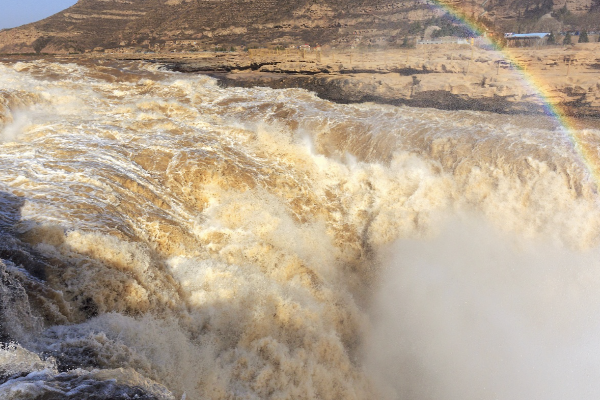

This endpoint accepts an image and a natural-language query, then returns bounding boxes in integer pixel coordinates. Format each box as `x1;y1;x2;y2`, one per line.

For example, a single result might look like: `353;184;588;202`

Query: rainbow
426;0;600;185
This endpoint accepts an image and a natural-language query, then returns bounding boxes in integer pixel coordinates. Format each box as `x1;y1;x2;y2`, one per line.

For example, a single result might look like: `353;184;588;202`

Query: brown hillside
0;0;598;54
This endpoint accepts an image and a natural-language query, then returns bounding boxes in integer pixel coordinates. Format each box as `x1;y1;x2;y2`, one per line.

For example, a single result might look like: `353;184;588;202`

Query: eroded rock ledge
158;45;600;118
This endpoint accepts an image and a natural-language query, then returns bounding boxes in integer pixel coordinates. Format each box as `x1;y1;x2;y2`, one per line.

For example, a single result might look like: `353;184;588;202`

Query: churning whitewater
1;59;600;399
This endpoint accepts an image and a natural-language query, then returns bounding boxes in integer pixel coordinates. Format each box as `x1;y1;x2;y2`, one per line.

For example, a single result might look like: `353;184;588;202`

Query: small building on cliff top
504;33;550;47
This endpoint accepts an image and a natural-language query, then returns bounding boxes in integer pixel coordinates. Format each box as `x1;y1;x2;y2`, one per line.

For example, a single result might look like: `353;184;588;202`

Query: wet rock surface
0;368;175;400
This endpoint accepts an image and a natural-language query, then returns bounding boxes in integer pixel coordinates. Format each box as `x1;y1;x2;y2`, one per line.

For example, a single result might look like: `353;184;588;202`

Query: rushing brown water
1;59;600;399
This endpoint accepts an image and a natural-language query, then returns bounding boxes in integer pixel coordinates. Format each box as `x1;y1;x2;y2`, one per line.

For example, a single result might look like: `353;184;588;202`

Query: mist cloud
366;216;600;400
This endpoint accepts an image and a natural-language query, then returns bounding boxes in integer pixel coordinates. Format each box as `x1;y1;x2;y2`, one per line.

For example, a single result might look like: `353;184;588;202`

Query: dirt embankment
157;44;600;117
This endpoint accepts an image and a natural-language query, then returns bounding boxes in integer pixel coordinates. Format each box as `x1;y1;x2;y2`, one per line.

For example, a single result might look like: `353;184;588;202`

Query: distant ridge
0;0;596;54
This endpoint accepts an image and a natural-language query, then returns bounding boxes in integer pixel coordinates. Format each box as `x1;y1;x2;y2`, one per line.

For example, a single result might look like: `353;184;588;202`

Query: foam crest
0;343;56;379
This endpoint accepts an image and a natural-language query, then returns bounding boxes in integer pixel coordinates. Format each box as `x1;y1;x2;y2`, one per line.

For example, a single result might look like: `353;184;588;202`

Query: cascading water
0;59;599;399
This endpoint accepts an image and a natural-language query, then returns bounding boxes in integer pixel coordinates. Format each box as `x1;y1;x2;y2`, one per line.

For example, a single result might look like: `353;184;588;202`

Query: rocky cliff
0;0;597;54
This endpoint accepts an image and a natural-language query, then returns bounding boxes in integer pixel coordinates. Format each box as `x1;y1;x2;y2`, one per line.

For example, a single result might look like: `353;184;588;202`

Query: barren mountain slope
0;0;597;53
0;0;165;53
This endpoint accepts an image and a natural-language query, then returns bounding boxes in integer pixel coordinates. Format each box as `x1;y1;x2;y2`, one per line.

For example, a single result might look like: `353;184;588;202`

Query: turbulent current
1;59;600;399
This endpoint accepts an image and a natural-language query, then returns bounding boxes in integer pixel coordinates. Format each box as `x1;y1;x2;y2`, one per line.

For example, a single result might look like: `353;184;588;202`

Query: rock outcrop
157;42;600;117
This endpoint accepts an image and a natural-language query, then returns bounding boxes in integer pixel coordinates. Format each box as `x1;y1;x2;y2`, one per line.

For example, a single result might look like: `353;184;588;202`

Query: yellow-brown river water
1;60;600;399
